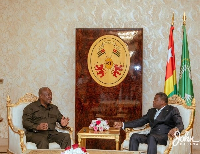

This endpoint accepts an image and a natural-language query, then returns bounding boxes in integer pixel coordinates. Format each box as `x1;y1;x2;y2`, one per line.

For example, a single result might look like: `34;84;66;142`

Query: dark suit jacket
124;105;184;145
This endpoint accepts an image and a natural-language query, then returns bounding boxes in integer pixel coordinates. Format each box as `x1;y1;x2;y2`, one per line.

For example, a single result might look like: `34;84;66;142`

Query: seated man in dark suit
22;87;71;149
114;92;184;154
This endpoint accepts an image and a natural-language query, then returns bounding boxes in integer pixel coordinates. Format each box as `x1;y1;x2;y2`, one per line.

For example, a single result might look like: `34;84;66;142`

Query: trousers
129;133;167;154
26;130;71;149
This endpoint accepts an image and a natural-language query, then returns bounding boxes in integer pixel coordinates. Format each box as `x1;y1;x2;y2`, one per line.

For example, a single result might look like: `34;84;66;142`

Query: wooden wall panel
75;28;143;150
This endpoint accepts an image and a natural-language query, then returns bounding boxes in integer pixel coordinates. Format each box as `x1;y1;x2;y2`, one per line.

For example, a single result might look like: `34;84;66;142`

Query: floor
0;145;7;154
1;145;200;154
0;138;7;154
193;149;200;154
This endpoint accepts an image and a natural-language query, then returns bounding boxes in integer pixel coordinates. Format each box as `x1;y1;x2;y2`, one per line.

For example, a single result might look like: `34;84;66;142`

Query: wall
0;0;200;150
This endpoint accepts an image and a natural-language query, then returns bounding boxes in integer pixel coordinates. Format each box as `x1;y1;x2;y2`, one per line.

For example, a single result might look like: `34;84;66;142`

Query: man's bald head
38;87;52;107
39;87;50;96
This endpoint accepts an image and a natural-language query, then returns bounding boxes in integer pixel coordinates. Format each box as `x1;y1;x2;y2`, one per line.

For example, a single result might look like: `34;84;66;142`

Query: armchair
121;95;195;154
7;93;74;154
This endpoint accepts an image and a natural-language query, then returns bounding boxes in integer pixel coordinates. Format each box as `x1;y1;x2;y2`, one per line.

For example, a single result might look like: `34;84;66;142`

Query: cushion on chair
171;104;190;129
26;142;37;150
138;143;167;154
11;103;30;130
49;143;61;149
26;142;61;150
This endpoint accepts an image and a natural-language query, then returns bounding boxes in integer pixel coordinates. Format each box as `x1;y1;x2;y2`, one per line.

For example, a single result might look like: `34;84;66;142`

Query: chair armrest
164;128;193;154
7;104;27;153
125;123;150;136
8;125;27;153
55;122;73;132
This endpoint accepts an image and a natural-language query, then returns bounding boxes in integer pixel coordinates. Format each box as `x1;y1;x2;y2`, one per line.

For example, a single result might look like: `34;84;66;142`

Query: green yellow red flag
164;25;177;97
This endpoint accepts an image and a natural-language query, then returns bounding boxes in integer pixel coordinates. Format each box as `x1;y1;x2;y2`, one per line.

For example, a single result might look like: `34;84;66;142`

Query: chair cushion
171;104;190;129
49;143;61;149
11;102;31;130
138;143;166;154
26;142;37;150
26;142;61;149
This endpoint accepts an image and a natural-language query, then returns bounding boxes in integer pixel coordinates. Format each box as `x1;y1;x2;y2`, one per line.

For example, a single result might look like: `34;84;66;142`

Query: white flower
62;148;86;154
89;118;110;131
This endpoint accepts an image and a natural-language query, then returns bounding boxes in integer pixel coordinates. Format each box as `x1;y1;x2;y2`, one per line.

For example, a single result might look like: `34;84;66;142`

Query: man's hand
36;123;48;130
168;127;179;138
61;116;69;127
113;122;123;129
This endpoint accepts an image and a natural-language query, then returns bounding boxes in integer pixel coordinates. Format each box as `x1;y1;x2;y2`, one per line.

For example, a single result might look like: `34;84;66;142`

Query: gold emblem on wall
88;35;130;87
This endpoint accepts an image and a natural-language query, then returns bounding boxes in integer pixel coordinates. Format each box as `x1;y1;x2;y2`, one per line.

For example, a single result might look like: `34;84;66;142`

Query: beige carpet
27;149;144;154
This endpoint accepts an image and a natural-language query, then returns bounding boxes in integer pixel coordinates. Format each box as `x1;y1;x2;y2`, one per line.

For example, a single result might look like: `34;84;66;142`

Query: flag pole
183;12;186;25
171;12;174;26
182;12;194;154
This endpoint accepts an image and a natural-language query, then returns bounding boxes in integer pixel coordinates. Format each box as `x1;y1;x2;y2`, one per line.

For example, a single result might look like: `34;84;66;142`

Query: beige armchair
7;93;74;154
121;95;195;154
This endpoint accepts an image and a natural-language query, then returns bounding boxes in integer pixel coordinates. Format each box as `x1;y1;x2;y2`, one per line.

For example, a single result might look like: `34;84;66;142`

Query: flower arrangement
61;144;87;154
89;118;110;131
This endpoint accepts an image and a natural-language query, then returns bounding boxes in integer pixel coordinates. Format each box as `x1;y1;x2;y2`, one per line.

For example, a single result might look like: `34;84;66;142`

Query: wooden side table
77;127;120;150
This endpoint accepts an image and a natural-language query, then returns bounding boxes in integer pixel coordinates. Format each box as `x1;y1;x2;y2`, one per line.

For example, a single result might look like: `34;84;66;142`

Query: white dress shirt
154;105;166;120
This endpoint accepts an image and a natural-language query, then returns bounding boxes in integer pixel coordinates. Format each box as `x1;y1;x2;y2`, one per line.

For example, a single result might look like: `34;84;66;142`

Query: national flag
113;49;120;57
178;25;194;106
164;25;177;97
97;49;105;57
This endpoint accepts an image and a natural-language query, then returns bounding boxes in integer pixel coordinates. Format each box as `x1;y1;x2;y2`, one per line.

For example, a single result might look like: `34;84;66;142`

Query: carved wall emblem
88;35;130;87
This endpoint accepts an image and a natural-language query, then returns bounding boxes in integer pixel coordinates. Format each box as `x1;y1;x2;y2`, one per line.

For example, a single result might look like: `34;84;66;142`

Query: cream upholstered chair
7;93;74;154
121;95;195;154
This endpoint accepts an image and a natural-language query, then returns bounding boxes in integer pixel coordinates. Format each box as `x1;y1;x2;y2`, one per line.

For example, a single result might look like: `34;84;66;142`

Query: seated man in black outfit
114;92;184;154
22;87;71;149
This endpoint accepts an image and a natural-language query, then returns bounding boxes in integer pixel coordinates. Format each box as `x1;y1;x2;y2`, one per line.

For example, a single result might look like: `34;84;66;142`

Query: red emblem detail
101;49;105;53
95;64;105;78
113;64;123;77
113;49;120;57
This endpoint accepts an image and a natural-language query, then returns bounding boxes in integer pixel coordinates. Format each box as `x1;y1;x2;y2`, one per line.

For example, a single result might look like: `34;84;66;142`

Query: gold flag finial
183;12;186;25
7;95;11;103
171;12;174;26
